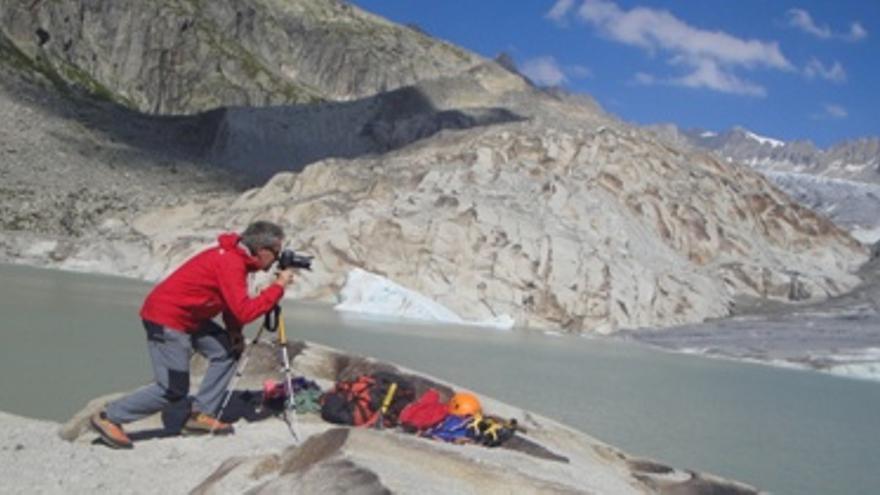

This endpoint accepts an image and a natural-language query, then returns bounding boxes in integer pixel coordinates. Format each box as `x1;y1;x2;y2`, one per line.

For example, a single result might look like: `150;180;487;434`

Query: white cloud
804;58;847;83
521;56;568;86
576;0;792;69
629;63;766;96
811;103;848;120
786;8;868;42
546;0;576;24
546;0;791;96
631;72;656;86
846;22;868;42
567;64;593;78
786;8;831;39
824;104;848;118
672;59;766;96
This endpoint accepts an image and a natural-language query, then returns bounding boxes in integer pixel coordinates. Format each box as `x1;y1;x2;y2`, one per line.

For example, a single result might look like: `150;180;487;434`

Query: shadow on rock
203;84;526;183
2;37;526;187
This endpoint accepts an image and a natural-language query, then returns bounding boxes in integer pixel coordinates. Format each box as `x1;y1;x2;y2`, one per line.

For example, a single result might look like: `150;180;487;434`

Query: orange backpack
320;372;415;427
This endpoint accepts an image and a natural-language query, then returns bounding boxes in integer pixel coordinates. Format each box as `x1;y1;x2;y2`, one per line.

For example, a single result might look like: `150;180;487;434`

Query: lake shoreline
3;261;879;494
5;256;880;385
614;330;880;383
615;256;880;383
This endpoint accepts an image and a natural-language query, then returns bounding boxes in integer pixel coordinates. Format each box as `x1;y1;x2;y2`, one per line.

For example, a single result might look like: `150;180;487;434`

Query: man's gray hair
241;221;284;252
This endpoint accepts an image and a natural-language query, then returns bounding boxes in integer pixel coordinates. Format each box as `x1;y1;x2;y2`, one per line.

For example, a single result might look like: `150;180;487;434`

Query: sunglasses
264;245;281;260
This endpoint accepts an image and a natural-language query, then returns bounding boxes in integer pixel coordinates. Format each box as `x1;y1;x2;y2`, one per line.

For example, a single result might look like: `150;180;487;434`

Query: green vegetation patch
0;32;64;87
0;31;134;107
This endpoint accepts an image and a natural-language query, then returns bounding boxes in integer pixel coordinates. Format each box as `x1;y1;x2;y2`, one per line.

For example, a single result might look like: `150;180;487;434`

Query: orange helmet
447;392;482;417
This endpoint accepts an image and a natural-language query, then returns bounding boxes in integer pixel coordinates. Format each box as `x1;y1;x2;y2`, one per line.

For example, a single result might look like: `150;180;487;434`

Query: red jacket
140;233;284;333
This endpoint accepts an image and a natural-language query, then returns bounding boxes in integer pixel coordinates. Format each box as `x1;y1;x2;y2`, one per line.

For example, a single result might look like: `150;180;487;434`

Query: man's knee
163;369;190;401
195;323;235;361
210;351;236;365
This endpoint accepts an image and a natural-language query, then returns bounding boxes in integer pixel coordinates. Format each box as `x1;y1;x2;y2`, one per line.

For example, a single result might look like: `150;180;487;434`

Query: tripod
275;306;301;441
211;306;300;441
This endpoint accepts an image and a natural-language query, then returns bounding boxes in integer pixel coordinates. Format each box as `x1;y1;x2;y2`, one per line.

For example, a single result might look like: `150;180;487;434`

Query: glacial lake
1;262;878;495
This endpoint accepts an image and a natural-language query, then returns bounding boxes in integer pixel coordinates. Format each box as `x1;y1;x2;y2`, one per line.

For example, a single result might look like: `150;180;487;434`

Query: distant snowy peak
696;126;785;149
645;123;880;184
738;128;785;148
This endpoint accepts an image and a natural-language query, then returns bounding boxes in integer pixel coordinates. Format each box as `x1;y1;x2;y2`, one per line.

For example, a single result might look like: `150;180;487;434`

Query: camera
278;249;313;271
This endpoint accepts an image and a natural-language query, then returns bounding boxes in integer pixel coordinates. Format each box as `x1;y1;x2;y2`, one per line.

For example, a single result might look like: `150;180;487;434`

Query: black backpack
370;371;417;427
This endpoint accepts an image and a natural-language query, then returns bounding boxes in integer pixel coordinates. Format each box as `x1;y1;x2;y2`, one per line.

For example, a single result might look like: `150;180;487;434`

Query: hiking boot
183;412;234;435
90;411;133;449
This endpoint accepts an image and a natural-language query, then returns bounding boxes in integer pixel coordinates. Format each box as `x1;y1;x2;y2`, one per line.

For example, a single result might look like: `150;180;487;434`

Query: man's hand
274;268;295;288
230;331;245;359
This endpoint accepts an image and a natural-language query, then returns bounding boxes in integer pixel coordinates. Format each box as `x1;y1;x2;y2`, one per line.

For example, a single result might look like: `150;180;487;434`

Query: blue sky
352;0;878;147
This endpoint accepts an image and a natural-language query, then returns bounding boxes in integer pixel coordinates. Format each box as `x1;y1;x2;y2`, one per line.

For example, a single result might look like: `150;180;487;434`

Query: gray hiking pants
105;319;236;424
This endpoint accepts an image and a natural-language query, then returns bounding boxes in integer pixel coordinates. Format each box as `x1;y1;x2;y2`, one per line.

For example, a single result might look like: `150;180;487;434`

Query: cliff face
0;0;481;114
149;118;863;333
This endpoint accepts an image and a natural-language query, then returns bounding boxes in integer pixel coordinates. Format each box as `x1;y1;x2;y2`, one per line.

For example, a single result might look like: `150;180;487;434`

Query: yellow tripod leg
276;307;300;442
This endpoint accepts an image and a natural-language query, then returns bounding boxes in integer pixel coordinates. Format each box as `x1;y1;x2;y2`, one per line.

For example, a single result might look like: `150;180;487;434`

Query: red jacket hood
218;233;263;270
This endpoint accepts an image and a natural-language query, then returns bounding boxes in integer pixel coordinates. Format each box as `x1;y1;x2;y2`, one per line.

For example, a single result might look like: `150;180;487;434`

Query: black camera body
278;249;313;271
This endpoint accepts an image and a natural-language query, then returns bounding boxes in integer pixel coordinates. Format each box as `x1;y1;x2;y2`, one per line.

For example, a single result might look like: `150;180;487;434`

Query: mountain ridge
646;123;880;182
0;0;482;114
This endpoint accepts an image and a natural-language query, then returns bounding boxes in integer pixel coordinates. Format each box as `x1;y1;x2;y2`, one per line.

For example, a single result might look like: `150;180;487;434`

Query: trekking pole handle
380;382;398;414
278;307;287;345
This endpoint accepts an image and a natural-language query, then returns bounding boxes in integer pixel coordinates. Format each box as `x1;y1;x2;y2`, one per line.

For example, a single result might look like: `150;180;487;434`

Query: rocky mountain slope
647;124;880;243
0;0;480;114
0;0;869;333
0;31;242;268
760;171;880;244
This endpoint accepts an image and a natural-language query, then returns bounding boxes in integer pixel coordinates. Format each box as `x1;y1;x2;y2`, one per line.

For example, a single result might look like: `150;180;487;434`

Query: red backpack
399;388;449;432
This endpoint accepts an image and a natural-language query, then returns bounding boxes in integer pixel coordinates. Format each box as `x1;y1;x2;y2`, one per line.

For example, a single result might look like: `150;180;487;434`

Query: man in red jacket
90;221;295;449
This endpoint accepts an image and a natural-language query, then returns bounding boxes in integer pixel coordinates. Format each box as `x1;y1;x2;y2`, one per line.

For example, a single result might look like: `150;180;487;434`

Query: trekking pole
375;382;398;431
211;322;267;435
276;307;300;442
